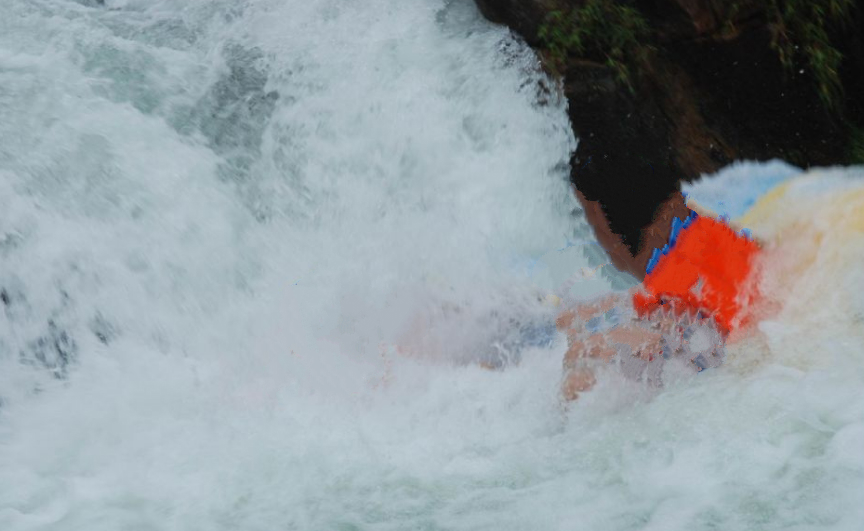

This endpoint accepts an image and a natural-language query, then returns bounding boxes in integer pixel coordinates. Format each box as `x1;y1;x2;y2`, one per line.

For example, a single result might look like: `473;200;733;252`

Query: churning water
1;1;862;530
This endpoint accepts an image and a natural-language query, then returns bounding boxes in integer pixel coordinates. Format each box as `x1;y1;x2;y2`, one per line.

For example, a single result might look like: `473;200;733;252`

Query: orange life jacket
632;211;761;336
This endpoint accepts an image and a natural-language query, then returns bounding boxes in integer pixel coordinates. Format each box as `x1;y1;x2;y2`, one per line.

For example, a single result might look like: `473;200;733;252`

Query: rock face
475;0;864;255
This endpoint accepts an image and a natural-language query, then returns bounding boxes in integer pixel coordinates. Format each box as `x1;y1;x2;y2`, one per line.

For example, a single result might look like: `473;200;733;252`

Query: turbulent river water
1;1;863;530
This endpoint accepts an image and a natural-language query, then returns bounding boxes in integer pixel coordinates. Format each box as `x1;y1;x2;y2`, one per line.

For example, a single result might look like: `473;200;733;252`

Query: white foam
1;1;862;529
683;159;802;219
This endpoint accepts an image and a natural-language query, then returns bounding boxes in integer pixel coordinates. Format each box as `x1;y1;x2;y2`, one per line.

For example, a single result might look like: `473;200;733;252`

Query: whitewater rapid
1;1;863;530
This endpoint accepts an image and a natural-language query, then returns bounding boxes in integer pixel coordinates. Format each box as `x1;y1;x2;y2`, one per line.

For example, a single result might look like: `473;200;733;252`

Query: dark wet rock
474;0;570;47
475;0;864;255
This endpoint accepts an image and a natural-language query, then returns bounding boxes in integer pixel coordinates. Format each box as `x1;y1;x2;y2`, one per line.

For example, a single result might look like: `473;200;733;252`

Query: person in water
557;188;762;400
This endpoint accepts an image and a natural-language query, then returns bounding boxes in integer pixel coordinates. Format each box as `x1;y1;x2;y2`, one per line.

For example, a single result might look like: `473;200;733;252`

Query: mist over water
1;1;862;530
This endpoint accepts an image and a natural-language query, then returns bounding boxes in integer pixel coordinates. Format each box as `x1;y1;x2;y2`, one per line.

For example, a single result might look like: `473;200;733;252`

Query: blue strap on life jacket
645;210;699;276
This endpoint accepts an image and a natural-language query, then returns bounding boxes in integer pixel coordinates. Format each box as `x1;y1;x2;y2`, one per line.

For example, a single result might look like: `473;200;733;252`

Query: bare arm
556;291;628;331
574;188;692;281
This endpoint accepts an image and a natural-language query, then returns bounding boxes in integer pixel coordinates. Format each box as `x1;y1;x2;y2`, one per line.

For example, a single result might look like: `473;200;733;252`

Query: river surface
1;1;862;530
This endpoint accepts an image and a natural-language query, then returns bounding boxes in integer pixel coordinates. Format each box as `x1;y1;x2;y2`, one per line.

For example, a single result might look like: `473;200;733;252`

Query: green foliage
537;0;856;110
767;0;855;111
538;0;651;90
